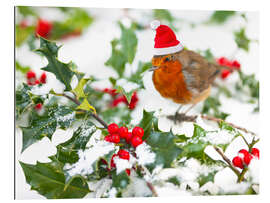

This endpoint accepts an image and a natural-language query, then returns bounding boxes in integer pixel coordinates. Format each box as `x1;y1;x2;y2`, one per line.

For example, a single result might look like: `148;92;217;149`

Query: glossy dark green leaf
146;131;182;172
129;61;151;88
36;38;75;91
112;171;130;189
139;110;159;140
19;160;90;199
16;84;32;118
197;170;218;187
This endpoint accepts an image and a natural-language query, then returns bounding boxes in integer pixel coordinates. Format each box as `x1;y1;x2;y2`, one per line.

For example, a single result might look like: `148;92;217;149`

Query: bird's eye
164;57;170;62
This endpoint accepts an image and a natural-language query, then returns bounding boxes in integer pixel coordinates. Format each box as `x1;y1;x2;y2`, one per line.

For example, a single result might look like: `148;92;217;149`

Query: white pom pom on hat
150;20;161;30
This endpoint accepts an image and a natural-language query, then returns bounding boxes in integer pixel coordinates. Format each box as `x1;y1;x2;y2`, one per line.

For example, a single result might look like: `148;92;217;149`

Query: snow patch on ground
135;142;156;165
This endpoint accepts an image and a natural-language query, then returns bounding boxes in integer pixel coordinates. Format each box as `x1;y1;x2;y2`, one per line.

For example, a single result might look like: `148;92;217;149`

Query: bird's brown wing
176;50;219;94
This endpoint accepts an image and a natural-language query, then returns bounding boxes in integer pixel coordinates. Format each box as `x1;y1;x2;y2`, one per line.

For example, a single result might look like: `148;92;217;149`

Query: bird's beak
149;66;158;72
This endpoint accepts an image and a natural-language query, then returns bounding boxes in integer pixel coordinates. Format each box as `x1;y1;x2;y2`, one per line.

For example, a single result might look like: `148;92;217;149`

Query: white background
1;0;270;203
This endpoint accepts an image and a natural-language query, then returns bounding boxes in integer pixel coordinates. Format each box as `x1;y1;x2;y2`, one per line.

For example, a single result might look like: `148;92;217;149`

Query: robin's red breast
150;20;225;114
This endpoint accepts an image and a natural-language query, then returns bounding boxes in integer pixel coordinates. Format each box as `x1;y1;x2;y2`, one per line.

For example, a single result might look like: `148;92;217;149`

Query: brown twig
201;115;257;136
213;146;241;177
237;167;248;183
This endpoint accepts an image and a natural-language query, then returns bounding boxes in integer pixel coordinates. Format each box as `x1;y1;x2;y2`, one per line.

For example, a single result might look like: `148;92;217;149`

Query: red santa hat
151;20;183;55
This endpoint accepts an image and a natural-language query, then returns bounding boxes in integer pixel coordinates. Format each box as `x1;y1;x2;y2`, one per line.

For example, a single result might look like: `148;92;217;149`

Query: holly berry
125;169;131;176
232;156;244;169
111;96;126;107
35;19;52;38
125;132;133;143
111;134;120;143
231;60;241;70
132;126;144;138
238;149;249;158
128;92;139;110
110;154;118;168
243;153;253;165
217;57;232;67
35;79;40;85
117;149;130;160
251;148;260;159
119;126;128;139
40;72;47;84
35;103;43;111
26;70;36;79
103;88;118;96
221;69;231;79
131;136;143;148
108;123;119;134
104;135;112;142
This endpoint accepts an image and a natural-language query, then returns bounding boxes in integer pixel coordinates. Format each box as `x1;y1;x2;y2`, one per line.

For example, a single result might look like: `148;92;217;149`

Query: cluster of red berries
103;123;145;176
216;57;241;79
101;88;139;110
105;123;144;147
34;103;43;111
26;70;47;86
35;19;53;39
232;148;259;169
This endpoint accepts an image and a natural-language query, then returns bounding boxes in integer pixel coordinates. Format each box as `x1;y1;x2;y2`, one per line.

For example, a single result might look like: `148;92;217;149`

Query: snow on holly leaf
19;158;90;199
35;38;75;91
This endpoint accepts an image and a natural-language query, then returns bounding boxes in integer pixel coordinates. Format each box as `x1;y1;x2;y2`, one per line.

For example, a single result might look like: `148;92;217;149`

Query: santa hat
151;20;183;55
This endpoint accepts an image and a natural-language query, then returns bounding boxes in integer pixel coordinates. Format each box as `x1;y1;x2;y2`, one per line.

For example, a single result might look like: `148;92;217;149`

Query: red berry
125;132;133;143
221;69;231;79
35;79;40;85
231;60;241;70
119;126;128;139
19;20;28;28
103;88;118;96
232;156;244;169
101;159;108;165
26;70;36;79
243;153;253;165
117;149;130;160
110;154;118;168
36;19;52;38
35;103;43;111
217;57;232;67
111;96;126;107
131;136;143;148
128;92;139;110
104;135;112;142
40;72;47;84
132;126;144;138
251;148;260;159
125;169;131;176
238;149;249;158
111;134;120;143
108;123;119;134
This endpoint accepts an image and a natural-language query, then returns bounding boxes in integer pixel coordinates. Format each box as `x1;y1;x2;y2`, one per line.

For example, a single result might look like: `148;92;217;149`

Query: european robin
150;20;228;120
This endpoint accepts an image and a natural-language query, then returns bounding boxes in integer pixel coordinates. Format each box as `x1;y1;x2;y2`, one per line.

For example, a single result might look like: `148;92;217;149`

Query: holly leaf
139;110;159;140
15;25;35;47
76;98;96;113
114;86;135;104
129;61;152;88
16;84;32;118
19;160;90;199
119;22;138;64
197;170;219;187
112;171;130;189
153;9;174;23
101;107;132;125
145;131;182;172
72;78;91;99
20;105;75;152
209;11;236;24
56;120;96;164
17;6;37;17
234;28;251;52
15;61;31;74
36;38;75;91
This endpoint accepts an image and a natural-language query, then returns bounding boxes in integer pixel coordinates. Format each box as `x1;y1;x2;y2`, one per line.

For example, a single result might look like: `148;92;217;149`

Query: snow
64;141;115;177
16;8;259;199
135;142;156;165
113;156;132;174
122;176;153;197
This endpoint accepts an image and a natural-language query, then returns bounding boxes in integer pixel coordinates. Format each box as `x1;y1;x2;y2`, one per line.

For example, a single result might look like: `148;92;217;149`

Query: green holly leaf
19;160;90;199
20;105;75;152
167;176;181;186
138;110;159;140
112;171;130;189
101;107;132;125
36;38;75;91
234;28;251;52
105;23;138;77
153;9;174;23
17;6;37;17
76;98;96;113
15;61;31;74
119;22;138;64
114;86;135;104
56;120;96;164
209;11;236;24
197;170;219;187
16;84;32;118
145;131;182;172
15;24;35;47
72;78;91;99
129;61;152;88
